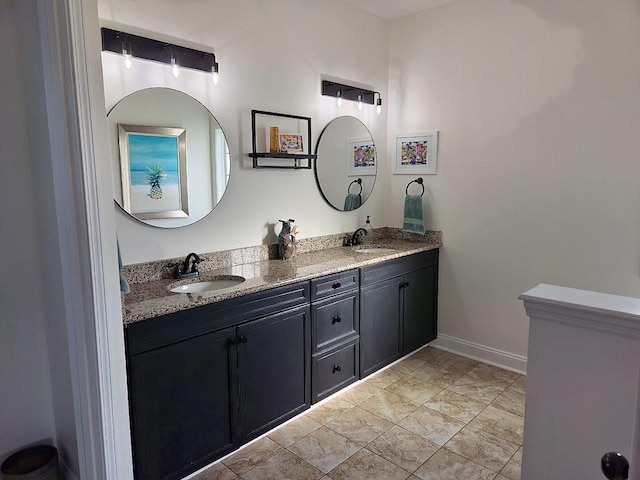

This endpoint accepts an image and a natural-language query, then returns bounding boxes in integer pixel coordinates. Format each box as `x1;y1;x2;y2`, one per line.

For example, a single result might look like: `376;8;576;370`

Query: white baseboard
430;334;527;375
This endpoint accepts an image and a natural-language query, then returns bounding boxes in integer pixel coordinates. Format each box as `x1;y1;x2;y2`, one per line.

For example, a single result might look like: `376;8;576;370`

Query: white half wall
388;0;640;359
98;0;391;265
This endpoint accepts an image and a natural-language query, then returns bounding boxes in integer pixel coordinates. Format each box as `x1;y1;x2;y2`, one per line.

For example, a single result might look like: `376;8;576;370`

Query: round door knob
333;365;342;373
332;316;342;324
601;452;629;480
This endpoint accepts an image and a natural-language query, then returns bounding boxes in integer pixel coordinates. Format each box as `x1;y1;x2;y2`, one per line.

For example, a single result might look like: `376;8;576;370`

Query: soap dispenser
362;215;373;245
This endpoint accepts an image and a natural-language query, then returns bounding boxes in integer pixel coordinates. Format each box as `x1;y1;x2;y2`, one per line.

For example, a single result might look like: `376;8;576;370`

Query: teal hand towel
343;193;362;211
403;195;425;235
118;239;130;294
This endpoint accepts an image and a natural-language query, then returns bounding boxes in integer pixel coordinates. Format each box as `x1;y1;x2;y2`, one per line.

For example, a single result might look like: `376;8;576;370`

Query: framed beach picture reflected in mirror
117;124;189;220
393;131;438;175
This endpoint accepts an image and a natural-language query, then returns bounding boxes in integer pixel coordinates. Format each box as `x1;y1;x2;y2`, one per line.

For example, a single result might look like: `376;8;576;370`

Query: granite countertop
122;238;442;325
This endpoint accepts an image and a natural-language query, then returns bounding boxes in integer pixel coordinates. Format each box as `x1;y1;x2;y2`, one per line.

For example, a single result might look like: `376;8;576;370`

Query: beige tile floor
192;347;525;480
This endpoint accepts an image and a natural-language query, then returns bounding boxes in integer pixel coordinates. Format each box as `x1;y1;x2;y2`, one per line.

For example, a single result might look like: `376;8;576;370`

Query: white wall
387;0;640;358
99;0;390;265
0;1;56;458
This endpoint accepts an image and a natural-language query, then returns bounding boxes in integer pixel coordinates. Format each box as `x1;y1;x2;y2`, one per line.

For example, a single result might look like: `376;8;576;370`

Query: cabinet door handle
332;282;342;289
239;336;248;344
332;316;342;324
227;338;238;346
332;364;342;373
400;281;410;288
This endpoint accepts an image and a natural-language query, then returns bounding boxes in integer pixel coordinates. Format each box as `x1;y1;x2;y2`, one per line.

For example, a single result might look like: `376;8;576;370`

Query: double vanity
107;60;438;480
121;231;441;480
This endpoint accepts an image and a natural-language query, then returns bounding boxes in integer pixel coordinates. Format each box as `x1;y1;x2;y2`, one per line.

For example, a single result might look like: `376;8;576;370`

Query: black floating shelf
250;110;314;169
251;152;317;159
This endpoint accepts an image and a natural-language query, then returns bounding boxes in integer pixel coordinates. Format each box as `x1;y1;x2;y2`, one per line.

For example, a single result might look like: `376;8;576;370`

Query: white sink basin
169;276;245;293
354;246;397;254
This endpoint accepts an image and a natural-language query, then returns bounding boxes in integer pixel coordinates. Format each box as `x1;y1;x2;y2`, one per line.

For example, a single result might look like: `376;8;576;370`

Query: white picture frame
347;137;377;176
393;131;438;175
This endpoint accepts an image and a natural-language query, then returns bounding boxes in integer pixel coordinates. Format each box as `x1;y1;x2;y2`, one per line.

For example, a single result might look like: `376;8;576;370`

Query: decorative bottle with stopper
278;219;299;260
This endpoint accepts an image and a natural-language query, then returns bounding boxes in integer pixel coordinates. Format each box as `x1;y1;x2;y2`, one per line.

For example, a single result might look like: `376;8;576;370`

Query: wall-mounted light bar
321;80;382;114
101;27;219;84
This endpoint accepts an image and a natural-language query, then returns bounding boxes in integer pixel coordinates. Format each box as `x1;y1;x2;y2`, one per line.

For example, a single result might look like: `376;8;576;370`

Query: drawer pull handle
332;282;342;289
332;316;342;324
333;364;342;373
400;281;410;288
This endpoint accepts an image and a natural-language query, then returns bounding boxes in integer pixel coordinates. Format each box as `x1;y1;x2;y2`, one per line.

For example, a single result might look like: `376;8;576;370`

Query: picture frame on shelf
347;138;376;175
117;124;189;220
279;133;304;153
393;131;438;175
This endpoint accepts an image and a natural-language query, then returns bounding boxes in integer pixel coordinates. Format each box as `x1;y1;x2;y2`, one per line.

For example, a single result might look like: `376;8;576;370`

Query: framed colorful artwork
117;124;189;220
393;132;438;174
347;138;377;175
279;133;304;153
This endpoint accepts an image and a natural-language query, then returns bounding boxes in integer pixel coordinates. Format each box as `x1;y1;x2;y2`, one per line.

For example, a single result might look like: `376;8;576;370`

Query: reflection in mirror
107;88;230;228
314;116;376;211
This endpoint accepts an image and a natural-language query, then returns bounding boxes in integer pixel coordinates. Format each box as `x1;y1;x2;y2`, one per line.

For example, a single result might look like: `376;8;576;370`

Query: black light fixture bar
101;27;217;74
321;80;375;105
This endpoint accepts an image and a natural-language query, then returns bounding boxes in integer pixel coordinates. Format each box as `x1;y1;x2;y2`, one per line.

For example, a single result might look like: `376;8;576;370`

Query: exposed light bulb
336;90;342;107
376;98;382;115
171;56;179;78
211;62;219;85
122;41;132;70
357;94;363;111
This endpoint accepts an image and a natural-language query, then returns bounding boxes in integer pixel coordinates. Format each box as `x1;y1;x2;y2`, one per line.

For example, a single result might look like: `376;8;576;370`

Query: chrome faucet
168;252;201;279
346;228;368;246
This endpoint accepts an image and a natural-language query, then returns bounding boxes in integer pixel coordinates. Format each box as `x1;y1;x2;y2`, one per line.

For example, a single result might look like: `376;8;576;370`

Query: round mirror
107;88;230;228
314;116;376;211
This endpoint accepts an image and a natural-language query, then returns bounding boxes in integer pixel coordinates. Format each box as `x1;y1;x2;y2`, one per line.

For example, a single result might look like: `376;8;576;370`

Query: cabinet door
128;326;238;480
237;305;310;442
360;277;402;377
402;265;438;355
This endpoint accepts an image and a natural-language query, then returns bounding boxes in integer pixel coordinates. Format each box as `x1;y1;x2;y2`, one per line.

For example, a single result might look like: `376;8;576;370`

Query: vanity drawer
312;292;358;352
312;338;359;403
311;269;359;300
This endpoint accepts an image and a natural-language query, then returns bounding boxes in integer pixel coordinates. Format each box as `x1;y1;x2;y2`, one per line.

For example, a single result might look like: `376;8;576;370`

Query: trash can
1;445;60;479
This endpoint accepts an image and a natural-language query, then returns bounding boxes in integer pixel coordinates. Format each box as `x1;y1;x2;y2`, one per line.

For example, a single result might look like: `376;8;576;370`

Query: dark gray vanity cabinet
310;269;360;402
124;282;310;480
237;304;310;443
402;265;438;354
123;249;439;479
127;326;238;480
360;249;439;378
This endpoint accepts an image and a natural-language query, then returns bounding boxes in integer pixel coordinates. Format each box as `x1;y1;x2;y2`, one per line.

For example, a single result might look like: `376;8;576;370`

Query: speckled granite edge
122;228;441;284
121;231;443;325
